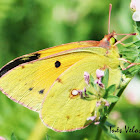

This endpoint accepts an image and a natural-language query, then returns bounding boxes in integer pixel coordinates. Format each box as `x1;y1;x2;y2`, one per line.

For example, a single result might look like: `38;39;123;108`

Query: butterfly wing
40;48;121;132
0;41;103;112
0;40;121;131
0;41;99;78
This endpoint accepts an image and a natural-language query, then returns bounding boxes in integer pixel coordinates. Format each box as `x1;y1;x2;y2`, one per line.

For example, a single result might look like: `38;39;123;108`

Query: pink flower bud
96;101;101;107
105;100;110;106
96;69;104;79
87;116;96;121
94;78;104;88
94;121;100;125
84;72;90;85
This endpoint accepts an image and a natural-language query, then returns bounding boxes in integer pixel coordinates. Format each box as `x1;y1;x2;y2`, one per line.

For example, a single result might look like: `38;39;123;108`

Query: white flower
130;0;140;21
132;11;140;21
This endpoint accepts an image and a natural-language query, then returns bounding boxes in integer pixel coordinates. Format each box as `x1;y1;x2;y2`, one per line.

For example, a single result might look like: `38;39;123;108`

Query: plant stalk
95;85;127;140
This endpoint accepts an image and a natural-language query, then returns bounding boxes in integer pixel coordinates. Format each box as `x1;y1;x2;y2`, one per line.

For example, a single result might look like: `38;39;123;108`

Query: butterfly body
0;33;122;131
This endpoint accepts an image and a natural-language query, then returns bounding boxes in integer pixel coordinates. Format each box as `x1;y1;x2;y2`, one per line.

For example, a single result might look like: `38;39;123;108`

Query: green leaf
107;84;116;95
102;69;109;88
90;75;97;90
90;74;94;85
103;85;116;99
83;97;95;101
134;40;140;46
101;125;119;140
83;92;96;100
136;22;140;33
46;135;50;140
107;96;119;103
102;125;119;140
11;133;17;140
118;44;140;77
86;90;94;95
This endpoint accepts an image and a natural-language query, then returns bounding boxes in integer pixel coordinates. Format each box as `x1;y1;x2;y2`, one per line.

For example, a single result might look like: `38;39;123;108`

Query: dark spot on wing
21;65;25;69
66;116;70;120
55;61;61;68
39;89;45;94
0;53;40;78
56;78;62;83
29;87;33;91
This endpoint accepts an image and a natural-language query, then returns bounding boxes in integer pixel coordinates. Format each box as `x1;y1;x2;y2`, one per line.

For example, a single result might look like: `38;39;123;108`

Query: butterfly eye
109;37;117;45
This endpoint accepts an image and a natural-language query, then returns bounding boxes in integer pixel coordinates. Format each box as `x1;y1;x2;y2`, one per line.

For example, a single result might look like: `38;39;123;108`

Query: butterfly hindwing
40;50;121;131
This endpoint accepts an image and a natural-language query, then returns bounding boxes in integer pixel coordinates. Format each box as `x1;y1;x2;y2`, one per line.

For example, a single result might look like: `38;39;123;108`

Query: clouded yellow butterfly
0;4;125;132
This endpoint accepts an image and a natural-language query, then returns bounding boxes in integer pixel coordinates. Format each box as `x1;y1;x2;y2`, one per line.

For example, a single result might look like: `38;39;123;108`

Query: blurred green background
0;0;139;140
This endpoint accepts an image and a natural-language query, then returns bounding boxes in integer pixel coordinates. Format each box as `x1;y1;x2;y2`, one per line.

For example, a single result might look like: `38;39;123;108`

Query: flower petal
87;116;96;121
105;100;110;106
96;69;104;79
84;71;90;85
130;0;137;11
96;101;101;107
131;0;140;11
94;121;100;125
132;11;140;21
94;78;104;88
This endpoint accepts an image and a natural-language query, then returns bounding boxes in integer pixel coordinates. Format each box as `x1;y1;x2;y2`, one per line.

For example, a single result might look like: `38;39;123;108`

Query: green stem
95;85;127;140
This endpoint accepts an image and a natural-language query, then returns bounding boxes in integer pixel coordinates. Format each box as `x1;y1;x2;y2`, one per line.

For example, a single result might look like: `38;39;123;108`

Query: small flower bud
84;72;90;85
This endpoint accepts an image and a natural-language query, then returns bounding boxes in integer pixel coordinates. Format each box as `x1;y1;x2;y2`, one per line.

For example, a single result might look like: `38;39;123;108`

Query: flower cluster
84;69;105;88
94;69;104;88
130;0;140;21
84;69;111;125
87;98;110;125
72;69;118;125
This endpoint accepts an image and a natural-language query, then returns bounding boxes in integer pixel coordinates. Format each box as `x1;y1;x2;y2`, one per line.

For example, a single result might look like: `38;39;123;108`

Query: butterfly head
99;31;137;50
104;4;137;48
104;31;117;45
98;31;117;49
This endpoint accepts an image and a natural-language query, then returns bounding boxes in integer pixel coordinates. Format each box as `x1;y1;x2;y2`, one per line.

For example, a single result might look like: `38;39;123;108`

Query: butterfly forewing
0;46;102;111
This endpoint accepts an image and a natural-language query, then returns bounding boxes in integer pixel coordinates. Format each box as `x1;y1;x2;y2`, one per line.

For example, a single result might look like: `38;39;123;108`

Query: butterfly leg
120;42;125;46
119;58;140;70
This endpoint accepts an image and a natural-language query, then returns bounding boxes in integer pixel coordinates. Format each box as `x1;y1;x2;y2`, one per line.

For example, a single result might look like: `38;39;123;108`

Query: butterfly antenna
114;33;137;46
108;4;112;34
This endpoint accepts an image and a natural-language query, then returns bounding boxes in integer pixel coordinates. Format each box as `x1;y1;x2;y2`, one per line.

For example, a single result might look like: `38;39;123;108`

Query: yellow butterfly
0;5;125;132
